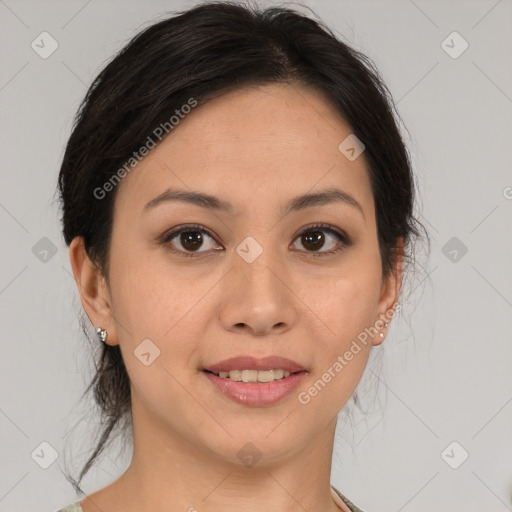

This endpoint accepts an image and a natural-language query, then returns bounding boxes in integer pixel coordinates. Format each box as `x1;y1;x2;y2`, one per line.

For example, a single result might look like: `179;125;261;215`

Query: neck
101;396;342;512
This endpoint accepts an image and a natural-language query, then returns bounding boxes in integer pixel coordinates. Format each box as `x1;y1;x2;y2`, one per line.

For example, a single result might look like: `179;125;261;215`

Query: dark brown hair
57;0;428;494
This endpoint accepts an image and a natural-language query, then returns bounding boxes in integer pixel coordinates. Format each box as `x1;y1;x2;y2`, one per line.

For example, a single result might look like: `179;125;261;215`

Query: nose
219;253;297;337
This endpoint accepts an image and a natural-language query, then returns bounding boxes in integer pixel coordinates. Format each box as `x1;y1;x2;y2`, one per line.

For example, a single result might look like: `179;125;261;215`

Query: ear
69;236;118;346
372;237;404;346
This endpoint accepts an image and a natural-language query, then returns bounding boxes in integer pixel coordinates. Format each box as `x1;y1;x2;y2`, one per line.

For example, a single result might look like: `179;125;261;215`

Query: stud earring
379;322;389;338
96;327;108;344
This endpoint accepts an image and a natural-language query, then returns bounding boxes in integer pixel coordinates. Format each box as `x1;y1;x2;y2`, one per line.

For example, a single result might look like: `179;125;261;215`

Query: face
75;83;400;468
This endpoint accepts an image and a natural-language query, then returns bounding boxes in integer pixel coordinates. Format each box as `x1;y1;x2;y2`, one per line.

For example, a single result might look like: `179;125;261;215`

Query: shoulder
331;486;366;512
54;501;83;512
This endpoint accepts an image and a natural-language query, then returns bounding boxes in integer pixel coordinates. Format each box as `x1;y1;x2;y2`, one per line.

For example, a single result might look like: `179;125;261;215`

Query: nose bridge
237;233;285;303
220;233;296;335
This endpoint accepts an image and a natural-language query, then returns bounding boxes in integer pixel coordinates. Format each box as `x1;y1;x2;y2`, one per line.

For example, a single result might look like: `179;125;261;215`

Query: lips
203;355;306;374
202;355;308;406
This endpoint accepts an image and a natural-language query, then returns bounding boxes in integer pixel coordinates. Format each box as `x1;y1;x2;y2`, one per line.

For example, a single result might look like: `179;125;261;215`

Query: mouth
202;355;308;406
203;355;306;378
203;368;304;383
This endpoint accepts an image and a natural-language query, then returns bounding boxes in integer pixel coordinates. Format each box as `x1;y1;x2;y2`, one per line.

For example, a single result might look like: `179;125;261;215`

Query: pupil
181;231;203;251
303;231;324;251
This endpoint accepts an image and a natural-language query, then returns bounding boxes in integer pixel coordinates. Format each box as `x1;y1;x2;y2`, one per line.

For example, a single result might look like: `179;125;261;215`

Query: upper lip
204;356;306;373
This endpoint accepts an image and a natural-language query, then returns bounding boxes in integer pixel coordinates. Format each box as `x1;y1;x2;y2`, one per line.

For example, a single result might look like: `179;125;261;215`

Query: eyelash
161;223;352;259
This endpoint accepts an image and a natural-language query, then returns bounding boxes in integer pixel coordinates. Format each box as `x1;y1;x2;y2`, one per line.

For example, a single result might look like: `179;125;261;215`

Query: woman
55;1;426;511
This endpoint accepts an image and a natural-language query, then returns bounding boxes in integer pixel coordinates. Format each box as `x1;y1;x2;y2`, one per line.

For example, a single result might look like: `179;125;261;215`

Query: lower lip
203;371;307;406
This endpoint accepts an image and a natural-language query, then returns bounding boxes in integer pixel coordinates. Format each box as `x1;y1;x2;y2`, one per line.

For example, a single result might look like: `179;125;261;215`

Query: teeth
257;370;275;383
241;370;258;382
215;369;294;382
228;370;242;381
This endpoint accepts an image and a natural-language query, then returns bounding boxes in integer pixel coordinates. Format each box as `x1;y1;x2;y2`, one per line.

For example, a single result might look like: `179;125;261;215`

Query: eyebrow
143;186;365;219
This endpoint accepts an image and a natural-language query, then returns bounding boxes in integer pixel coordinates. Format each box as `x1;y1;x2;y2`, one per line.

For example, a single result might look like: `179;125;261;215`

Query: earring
96;327;108;343
379;322;389;338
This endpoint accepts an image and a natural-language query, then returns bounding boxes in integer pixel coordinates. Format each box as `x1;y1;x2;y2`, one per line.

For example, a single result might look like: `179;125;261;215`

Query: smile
207;369;293;382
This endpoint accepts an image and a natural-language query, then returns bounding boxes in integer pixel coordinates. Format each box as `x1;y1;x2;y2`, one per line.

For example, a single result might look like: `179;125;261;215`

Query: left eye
291;224;349;255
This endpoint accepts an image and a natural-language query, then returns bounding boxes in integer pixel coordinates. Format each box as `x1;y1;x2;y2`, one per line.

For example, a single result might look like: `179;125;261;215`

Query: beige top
55;486;364;512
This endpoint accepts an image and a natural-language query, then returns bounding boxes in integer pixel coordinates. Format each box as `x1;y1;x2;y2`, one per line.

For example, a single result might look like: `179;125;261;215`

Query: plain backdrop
0;1;511;511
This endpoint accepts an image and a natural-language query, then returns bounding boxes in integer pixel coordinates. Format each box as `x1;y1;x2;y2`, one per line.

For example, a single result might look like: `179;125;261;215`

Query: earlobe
69;236;116;342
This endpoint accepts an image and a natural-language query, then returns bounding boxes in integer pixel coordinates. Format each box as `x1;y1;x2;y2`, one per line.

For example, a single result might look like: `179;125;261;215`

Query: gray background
0;1;511;511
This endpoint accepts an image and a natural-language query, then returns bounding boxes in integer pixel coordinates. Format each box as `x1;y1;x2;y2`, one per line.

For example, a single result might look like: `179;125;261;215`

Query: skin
70;82;403;512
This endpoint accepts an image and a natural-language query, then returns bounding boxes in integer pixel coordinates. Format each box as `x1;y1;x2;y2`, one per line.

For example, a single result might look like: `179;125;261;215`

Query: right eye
162;224;224;258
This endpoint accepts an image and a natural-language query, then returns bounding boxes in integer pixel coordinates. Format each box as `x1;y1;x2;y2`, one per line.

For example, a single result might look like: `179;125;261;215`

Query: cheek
301;250;382;396
109;235;189;332
108;242;212;375
107;251;203;422
309;252;383;342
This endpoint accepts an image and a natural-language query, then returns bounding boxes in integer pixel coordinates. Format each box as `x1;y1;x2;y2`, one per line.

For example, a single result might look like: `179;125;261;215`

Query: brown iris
301;231;325;251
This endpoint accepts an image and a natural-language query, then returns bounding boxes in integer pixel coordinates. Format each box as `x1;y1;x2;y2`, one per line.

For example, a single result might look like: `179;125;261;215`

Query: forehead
114;83;374;220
